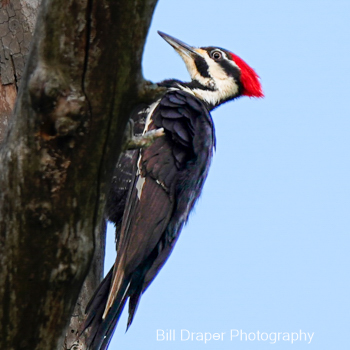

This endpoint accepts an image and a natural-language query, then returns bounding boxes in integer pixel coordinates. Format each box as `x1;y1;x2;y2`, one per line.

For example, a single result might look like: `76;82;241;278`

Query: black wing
84;90;215;350
105;105;147;237
82;105;146;342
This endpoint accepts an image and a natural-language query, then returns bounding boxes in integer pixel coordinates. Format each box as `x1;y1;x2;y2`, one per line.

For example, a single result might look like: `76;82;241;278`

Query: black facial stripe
220;60;241;80
158;79;215;92
186;80;215;91
194;57;210;78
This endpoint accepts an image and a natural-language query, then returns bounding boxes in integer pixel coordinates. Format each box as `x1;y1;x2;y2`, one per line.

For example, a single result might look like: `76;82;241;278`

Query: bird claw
124;122;165;150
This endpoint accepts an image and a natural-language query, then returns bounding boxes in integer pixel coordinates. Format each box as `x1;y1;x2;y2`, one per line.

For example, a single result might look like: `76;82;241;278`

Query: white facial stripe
227;59;239;69
189;51;239;105
203;51;228;80
217;50;240;70
178;83;238;107
176;48;240;106
192;71;212;87
176;50;212;87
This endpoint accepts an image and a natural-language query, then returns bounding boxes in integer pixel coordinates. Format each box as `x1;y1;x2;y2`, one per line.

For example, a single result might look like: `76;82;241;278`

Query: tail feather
79;267;113;342
82;267;114;332
126;285;142;330
91;293;128;350
82;247;156;348
81;266;130;350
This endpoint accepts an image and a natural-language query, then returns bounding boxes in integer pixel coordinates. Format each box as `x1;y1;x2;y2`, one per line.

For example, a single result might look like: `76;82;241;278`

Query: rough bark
0;0;40;143
65;219;106;350
0;0;160;349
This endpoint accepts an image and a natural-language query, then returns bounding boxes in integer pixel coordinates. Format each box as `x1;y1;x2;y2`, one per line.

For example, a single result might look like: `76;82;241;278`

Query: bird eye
211;51;222;60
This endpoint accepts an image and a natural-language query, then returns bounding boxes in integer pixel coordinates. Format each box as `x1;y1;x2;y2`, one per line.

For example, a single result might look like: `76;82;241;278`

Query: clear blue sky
104;1;350;348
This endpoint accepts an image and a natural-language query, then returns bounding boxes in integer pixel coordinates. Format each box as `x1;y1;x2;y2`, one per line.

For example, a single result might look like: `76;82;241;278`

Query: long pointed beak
158;31;203;59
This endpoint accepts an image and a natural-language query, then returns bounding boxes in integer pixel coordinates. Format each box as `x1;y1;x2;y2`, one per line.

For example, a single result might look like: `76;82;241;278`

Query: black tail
81;267;129;350
81;257;153;349
83;268;113;334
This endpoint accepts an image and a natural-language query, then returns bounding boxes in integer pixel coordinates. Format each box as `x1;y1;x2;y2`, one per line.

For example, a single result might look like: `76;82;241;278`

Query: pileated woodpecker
83;31;263;350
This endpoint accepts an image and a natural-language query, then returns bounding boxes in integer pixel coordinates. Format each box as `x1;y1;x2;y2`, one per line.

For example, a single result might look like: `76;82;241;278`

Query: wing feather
84;89;216;348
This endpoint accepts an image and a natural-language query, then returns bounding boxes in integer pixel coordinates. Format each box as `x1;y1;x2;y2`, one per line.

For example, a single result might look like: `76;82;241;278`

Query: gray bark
64;219;106;350
0;0;40;143
0;0;161;349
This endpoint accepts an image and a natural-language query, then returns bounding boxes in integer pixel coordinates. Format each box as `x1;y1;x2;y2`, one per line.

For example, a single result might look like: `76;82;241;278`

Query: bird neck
158;79;239;111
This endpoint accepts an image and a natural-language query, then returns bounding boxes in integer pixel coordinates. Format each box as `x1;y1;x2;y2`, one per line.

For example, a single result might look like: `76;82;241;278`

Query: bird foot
124;119;164;150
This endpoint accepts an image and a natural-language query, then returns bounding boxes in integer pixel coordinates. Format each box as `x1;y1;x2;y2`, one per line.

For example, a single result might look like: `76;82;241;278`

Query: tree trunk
0;1;159;349
64;219;106;350
0;0;40;142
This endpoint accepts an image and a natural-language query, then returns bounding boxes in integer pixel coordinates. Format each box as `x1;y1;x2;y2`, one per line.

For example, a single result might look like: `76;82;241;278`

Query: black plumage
82;31;263;350
84;90;215;350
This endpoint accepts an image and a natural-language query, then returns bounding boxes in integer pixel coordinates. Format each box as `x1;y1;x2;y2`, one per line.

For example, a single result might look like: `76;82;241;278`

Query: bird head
158;31;263;109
